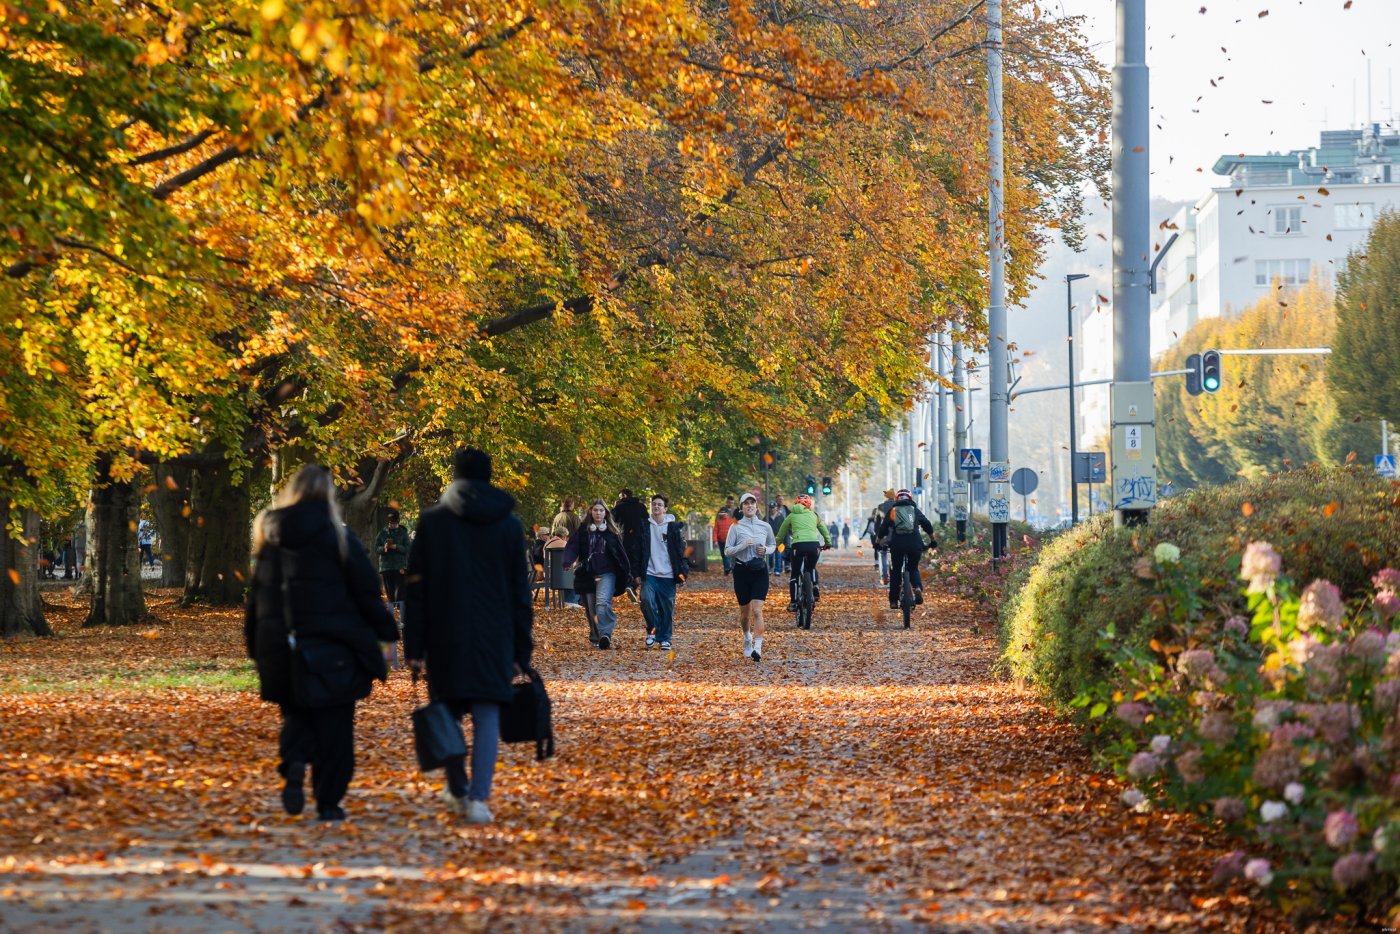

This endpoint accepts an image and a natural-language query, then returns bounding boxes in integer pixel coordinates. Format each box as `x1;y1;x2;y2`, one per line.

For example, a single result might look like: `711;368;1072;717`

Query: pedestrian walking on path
404;448;535;825
713;496;737;575
636;494;688;651
245;466;399;822
373;508;411;614
724;492;776;662
877;488;937;611
550;495;584;608
611;488;647;574
775;493;831;612
562;501;631;650
766;503;786;575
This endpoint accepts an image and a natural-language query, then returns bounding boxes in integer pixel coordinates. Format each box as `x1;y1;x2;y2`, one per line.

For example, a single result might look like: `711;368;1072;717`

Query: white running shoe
440;785;466;817
743;634;754;657
645;634;656;648
465;800;492;824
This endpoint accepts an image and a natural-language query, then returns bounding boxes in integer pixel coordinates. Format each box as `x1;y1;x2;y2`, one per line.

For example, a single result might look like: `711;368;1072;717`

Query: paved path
0;557;1291;931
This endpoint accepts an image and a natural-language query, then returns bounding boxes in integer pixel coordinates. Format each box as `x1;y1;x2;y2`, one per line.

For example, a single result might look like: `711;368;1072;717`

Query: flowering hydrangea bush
1073;542;1400;920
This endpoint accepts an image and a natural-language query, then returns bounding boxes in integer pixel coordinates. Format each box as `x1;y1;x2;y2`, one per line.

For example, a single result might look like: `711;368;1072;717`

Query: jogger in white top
724;493;777;662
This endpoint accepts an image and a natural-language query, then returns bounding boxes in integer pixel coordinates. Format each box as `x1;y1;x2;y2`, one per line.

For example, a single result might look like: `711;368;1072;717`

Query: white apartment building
1152;125;1400;352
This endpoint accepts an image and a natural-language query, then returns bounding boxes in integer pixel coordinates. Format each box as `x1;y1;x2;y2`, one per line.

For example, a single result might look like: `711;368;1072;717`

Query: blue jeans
642;575;677;643
719;541;732;574
586;572;618;641
445;701;501;802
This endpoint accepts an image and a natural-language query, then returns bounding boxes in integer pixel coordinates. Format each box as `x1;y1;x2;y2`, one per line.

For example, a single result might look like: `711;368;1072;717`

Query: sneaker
316;806;347;822
465;800;493;825
914;588;924;605
645;634;656;648
743;635;754;657
660;641;672;651
440;785;467;817
598;636;611;650
565;602;585;611
751;649;761;663
786;600;797;612
889;600;899;611
281;762;305;816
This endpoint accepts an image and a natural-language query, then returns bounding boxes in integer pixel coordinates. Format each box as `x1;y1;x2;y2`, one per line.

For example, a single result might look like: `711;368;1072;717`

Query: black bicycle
896;553;916;629
795;563;816;630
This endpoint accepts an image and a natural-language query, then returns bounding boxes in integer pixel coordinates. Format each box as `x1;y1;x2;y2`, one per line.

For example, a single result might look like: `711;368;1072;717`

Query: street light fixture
1066;273;1089;526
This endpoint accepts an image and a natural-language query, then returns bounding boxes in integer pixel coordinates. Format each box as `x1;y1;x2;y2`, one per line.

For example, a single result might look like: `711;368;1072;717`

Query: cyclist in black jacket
876;489;937;610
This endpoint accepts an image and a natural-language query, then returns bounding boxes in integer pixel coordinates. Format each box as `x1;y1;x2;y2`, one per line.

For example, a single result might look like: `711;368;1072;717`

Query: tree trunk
1;507;54;637
183;459;251;605
84;459;147;627
151;463;192;587
339;458;393;550
411;456;445;515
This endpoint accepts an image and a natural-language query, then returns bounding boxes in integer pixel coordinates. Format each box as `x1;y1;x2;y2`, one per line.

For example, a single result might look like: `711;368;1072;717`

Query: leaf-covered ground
0;555;1302;931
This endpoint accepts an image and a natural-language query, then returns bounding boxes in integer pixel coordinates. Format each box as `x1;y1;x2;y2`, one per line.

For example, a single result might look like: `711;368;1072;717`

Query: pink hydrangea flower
1127;751;1163;780
1270;721;1315;749
1252;699;1291;732
1252;747;1302;791
1223;615;1249;637
1114;701;1150;727
1175;748;1206;784
1376;591;1400;623
1240;542;1281;593
1350;629;1387;662
1198;711;1237;745
1374;568;1400;592
1211;850;1247;884
1178;649;1225;685
1298;580;1345;631
1283;782;1306;805
1213;797;1246;822
1298;702;1356;745
1331;852;1373;889
1323;810;1359;848
1244;858;1273;886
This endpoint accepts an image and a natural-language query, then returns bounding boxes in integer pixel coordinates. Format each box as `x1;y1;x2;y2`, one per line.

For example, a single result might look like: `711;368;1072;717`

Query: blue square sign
1377;454;1397;478
959;448;982;471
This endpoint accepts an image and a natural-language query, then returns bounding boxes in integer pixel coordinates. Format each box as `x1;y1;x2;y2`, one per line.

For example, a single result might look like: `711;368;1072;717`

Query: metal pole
1066;274;1087;525
953;337;967;543
1384;419;1390;457
1112;0;1153;525
936;333;949;524
987;0;1009;561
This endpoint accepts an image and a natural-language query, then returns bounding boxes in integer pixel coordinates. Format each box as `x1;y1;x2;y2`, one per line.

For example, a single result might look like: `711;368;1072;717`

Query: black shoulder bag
500;666;555;761
410;670;467;772
280;549;368;708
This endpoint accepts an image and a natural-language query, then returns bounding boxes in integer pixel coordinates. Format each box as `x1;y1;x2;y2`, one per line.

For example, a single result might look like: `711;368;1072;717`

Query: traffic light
1184;353;1202;396
1201;348;1223;393
821;476;833;495
760;450;776;468
804;474;817;496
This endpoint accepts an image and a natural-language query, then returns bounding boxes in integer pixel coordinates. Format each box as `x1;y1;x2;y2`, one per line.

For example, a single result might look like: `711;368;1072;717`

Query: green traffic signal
1201;349;1223;393
820;476;833;495
804;474;817;495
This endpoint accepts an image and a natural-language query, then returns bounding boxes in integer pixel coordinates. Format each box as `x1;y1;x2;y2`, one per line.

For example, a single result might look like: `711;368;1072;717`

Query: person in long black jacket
404;447;534;825
876;488;938;611
245;466;398;822
611;488;647;572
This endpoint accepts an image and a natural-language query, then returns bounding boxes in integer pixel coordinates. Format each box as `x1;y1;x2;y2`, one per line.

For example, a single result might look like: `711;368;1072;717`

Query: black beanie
452;447;492;481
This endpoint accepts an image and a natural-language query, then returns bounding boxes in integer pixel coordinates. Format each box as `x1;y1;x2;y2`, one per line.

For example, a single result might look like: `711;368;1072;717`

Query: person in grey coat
404;448;534;825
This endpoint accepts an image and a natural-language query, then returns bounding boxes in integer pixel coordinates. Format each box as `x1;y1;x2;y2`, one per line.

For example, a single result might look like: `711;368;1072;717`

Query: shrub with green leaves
1078;543;1400;919
1000;467;1400;708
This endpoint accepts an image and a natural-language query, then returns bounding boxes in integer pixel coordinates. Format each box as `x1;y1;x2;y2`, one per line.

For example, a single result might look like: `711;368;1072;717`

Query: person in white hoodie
723;492;777;662
634;494;689;651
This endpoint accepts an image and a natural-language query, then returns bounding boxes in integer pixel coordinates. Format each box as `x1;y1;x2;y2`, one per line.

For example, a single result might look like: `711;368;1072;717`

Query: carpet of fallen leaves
0;555;1321;932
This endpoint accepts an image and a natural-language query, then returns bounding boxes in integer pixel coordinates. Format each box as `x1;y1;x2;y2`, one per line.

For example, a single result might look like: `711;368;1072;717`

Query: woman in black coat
562;501;632;650
245;466;398;822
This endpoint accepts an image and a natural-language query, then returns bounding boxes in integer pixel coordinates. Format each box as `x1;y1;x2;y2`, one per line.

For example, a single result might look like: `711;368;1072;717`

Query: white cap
739;492;758;505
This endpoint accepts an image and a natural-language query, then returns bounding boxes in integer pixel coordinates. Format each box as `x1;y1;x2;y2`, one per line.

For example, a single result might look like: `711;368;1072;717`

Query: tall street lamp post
1066;273;1088;525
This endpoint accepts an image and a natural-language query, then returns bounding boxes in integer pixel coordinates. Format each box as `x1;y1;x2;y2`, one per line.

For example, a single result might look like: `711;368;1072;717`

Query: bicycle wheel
899;559;915;629
800;571;815;630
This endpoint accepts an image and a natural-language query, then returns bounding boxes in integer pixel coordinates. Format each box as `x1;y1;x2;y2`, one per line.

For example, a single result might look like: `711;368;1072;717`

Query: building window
1334;203;1374;230
1271;206;1303;236
1254;259;1311;286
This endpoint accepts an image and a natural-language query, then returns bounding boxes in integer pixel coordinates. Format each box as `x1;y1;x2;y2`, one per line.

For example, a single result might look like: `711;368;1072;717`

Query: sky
975;0;1400;518
1052;0;1400;201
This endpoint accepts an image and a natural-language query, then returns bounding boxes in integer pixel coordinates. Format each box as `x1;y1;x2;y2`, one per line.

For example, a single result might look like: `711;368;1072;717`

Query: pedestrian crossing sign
959;448;982;471
1377;454;1397;478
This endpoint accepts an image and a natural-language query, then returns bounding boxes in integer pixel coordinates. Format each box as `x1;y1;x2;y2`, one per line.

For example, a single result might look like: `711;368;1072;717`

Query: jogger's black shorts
732;563;770;606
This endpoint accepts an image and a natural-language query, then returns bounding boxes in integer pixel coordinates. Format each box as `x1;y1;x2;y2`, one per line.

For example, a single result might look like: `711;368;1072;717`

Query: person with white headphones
562;500;632;649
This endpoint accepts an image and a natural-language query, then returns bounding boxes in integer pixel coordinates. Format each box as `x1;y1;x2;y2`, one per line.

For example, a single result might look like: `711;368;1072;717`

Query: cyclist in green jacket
775;494;831;612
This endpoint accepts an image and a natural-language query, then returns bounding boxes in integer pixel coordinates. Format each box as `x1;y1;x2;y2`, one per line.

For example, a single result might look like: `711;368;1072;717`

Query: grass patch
0;659;258;694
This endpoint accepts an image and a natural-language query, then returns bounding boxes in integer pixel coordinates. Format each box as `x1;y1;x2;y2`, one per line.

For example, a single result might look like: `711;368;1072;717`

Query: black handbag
500;666;555;761
410;671;467;771
280;551;370;708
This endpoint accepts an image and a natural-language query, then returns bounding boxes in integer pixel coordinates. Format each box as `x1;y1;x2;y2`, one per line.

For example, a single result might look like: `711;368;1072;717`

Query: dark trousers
381;570;406;604
279;702;356;812
889;545;924;604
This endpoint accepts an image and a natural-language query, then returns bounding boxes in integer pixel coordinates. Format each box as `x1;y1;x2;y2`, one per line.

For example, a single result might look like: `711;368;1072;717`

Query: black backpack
500;666;555;761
